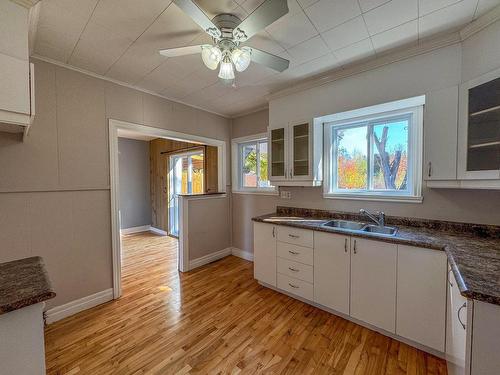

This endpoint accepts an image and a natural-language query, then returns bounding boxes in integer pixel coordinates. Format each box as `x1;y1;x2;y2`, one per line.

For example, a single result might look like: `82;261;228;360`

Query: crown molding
10;0;39;8
460;5;500;40
229;104;269;119
30;54;231;119
267;31;462;101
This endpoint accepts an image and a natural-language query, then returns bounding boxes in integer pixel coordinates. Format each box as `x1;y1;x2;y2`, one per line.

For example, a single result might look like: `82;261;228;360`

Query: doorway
168;150;205;237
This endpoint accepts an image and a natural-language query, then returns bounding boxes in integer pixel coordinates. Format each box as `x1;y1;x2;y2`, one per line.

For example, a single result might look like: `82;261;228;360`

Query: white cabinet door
446;266;468;370
470;301;500;375
350;238;397;333
424;86;459;181
269;126;288;182
396;245;447;351
253;222;277;286
314;232;350;315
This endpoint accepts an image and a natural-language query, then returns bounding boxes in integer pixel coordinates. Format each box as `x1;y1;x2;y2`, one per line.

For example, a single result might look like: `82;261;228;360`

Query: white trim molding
231;247;254;262
45;289;113;324
120;225;169;236
189;248;233;270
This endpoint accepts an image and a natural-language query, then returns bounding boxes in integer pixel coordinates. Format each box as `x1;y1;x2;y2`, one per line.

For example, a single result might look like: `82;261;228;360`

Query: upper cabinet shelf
268;120;323;186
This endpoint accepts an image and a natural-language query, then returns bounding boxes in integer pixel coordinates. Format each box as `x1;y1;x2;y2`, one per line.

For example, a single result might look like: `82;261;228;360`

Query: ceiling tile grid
33;0;500;116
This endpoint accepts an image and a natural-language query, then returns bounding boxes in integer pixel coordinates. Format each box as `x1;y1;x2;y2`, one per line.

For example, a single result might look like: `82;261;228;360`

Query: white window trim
323;97;424;202
231;133;277;195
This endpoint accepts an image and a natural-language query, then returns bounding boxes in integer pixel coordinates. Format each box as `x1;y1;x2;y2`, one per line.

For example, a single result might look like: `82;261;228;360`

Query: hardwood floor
45;232;447;374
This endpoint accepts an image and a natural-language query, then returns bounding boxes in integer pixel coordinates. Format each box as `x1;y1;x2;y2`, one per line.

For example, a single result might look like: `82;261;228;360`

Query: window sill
323;193;423;203
232;189;278;196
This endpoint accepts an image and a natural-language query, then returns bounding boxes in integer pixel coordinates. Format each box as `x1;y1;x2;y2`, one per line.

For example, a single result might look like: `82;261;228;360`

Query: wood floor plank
45;232;447;375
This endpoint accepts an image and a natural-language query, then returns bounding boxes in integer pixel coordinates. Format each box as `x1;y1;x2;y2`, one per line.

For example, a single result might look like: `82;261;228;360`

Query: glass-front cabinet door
270;127;287;180
459;72;500;180
291;122;310;178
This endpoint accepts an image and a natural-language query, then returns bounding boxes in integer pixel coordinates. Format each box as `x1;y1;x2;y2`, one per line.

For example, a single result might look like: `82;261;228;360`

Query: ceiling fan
159;0;290;85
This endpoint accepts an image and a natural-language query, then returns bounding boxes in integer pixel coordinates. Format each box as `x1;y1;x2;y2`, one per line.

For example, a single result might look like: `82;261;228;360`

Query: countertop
252;207;500;306
0;256;56;315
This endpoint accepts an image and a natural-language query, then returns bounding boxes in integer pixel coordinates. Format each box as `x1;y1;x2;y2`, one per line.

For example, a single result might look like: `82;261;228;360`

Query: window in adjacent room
323;96;424;201
232;133;276;194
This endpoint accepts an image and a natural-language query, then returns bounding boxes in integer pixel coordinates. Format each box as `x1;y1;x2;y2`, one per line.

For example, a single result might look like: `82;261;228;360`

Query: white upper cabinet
350;238;397;333
268;119;323;186
457;68;500;183
0;0;35;137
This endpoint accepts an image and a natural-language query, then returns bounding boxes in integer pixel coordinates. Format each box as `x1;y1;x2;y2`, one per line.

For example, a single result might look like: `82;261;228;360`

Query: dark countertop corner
0;256;56;315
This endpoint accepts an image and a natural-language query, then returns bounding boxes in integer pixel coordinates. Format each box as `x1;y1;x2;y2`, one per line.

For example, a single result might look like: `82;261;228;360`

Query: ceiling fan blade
174;0;221;39
250;48;289;72
233;0;288;42
159;45;203;57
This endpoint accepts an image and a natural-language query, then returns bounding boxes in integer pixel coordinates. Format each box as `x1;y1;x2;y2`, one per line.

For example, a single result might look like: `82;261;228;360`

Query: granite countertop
0;256;56;315
252;206;500;306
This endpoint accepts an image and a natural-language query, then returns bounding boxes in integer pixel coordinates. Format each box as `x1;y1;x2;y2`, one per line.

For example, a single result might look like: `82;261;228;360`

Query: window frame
323;99;424;202
231;133;277;195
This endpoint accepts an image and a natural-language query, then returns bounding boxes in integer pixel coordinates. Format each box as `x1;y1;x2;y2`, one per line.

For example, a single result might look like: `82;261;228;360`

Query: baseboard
189;247;232;270
231;247;254;261
120;225;150;235
45;288;113;324
149;226;168;236
120;225;168;236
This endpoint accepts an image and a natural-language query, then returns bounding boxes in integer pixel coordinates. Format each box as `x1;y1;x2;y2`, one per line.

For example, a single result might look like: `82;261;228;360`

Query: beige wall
231;21;500;254
0;60;231;308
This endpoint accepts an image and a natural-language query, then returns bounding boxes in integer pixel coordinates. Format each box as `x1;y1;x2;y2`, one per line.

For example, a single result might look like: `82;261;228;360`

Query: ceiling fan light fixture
218;54;235;82
231;47;252;72
201;44;222;70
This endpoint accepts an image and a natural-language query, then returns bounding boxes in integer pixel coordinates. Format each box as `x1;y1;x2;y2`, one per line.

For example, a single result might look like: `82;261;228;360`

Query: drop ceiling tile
34;0;99;62
136;60;185;93
160;83;198;100
358;0;391;12
334;38;375;65
419;0;462;16
371;19;418;53
286;35;330;66
304;0;361;33
245;31;285;54
297;0;320;8
234;62;278;86
194;0;244;18
240;0;265;13
266;10;318;49
363;0;418;35
283;52;339;78
321;16;369;51
90;0;171;41
69;22;134;75
475;0;500;18
418;0;477;38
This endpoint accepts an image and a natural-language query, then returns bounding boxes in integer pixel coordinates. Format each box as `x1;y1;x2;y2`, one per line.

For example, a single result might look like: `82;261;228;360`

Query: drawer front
277;226;313;248
277;241;314;265
277;273;314;301
277;257;314;283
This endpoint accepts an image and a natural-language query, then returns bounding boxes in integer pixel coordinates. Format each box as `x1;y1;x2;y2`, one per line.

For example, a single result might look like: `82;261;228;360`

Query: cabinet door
446;266;468;368
253;222;277;286
290;121;311;179
314;232;350;315
424;86;459;180
350;238;397;333
269;126;288;181
396;245;447;351
458;71;500;180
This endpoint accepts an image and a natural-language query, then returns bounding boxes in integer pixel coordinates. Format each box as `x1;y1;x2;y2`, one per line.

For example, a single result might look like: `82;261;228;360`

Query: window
323;97;424;201
232;134;276;194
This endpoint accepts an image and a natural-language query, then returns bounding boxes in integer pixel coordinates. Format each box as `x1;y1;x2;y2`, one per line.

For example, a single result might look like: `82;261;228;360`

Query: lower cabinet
314;232;350;315
397;245;447;351
253;222;277;286
350;238;398;333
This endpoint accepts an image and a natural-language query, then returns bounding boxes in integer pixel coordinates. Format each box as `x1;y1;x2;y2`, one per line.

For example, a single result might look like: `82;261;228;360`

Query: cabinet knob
288;283;299;289
288;250;299;255
288;267;299;272
288;234;300;239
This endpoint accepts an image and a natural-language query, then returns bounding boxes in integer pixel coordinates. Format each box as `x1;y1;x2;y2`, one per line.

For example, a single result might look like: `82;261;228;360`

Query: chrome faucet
360;209;385;227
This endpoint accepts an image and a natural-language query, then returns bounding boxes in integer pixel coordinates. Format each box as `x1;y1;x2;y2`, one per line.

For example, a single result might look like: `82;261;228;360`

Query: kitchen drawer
277;273;314;301
277;226;313;248
277;257;313;283
277;241;314;265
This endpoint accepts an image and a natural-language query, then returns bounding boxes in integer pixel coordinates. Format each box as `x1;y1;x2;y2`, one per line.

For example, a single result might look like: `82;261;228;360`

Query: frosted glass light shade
201;45;222;70
231;47;252;72
218;59;235;81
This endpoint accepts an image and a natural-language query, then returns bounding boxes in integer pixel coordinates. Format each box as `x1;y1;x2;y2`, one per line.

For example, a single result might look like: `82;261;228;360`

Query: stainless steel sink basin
322;220;366;230
362;224;398;236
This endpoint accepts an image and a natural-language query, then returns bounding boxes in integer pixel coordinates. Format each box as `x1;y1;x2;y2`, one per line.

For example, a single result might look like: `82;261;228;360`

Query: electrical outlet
280;190;291;199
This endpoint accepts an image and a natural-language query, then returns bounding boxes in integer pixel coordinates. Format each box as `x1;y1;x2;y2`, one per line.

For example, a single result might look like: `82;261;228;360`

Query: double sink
322;219;398;236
